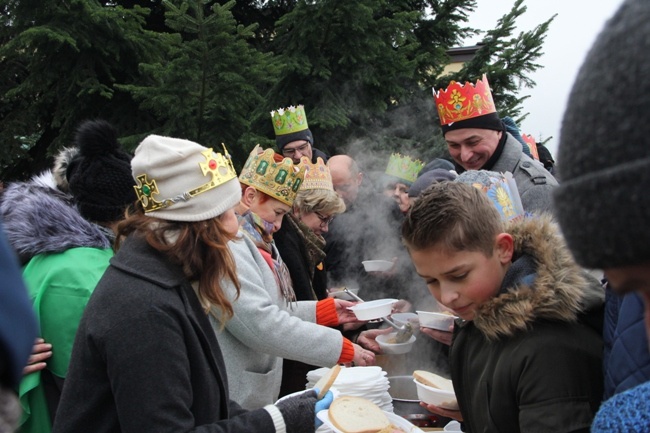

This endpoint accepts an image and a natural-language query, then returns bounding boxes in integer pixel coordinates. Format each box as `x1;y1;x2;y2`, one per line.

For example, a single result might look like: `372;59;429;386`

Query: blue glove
313;388;334;428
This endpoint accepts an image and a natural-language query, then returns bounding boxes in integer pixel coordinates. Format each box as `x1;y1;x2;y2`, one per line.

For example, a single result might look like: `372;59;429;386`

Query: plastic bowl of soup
348;299;398;321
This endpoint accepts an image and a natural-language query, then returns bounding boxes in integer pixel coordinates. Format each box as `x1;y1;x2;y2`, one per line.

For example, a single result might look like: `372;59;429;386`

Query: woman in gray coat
212;147;375;410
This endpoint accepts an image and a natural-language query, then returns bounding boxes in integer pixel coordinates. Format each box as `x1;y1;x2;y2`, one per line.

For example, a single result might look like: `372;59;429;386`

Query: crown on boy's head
455;170;525;223
299;156;333;191
239;145;306;206
433;74;497;126
384;153;425;185
134;144;237;213
271;105;309;137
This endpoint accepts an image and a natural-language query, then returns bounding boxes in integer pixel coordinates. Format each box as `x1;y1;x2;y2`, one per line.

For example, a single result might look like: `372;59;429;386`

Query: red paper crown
522;133;540;160
433;74;497;126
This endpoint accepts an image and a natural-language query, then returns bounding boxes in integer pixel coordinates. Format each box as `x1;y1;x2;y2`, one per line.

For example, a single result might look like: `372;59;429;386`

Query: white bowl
416;310;457;331
348;299;397;321
413;378;458;410
328;287;360;301
376;333;416;355
362;260;393;272
391;312;420;328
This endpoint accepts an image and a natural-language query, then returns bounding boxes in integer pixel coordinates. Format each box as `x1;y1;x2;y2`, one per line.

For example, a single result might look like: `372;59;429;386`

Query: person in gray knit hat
53;135;332;433
553;0;650;431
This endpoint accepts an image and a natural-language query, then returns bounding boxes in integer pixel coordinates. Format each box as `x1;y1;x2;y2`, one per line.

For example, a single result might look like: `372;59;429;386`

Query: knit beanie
131;135;241;222
276;129;314;152
408;169;457;198
554;0;650;269
66;120;137;224
418;158;455;175
441;112;504;136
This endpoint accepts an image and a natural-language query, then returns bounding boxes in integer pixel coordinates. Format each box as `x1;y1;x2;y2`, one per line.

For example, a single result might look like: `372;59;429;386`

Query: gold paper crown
299;156;333;191
271;105;309;136
521;133;540;160
239;145;306;206
433;74;497;126
384;153;424;184
134;144;237;213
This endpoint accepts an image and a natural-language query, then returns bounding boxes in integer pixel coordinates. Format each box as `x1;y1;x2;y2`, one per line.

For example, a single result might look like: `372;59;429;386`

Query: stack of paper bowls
307;366;393;432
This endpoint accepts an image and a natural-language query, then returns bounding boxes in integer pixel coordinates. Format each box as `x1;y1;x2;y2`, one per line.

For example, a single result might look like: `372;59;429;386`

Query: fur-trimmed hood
1;171;112;264
473;215;604;340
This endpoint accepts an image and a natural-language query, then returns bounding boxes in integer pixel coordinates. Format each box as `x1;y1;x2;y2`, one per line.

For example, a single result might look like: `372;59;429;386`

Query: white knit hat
131;135;241;222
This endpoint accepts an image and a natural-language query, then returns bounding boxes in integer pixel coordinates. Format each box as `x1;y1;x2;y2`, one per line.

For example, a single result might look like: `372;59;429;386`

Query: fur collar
1;171;111;264
472;215;602;340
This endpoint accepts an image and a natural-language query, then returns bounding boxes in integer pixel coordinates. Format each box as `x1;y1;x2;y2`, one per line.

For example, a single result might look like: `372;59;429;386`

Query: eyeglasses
315;211;335;228
282;142;310;157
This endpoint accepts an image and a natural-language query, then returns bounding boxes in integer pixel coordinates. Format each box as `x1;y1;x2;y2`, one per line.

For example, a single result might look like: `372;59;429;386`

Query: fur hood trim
1;171;111;264
473;215;601;340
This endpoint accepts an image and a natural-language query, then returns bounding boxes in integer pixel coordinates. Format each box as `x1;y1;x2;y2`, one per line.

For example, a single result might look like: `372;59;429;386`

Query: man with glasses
272;105;329;164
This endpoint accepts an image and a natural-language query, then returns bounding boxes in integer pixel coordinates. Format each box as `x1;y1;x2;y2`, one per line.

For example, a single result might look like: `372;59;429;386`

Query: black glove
275;389;318;433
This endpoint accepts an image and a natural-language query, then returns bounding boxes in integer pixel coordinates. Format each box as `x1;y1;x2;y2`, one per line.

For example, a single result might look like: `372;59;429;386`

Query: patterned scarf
238;211;296;305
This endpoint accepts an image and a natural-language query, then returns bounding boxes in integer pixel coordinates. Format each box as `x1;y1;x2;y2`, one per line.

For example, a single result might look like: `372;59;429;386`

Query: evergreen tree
438;0;556;123
0;0;165;180
261;0;478;170
118;0;277;166
0;0;555;179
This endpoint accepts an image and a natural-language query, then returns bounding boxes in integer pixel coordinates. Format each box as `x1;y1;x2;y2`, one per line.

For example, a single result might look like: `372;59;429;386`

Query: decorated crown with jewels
299;156;333;191
239;145;306;206
385;153;424;185
134;144;237;213
433;74;497;126
271;105;309;136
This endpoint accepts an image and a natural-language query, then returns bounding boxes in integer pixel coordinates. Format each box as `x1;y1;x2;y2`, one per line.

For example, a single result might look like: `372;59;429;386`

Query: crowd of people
1;0;649;431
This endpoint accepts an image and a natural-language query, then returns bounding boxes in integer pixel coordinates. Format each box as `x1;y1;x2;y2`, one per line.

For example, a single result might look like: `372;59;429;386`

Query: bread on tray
329;396;406;433
412;370;454;392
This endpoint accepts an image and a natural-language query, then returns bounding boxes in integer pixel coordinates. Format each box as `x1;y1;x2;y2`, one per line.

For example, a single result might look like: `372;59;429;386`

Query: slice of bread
329;396;390;433
413;370;454;392
314;364;342;399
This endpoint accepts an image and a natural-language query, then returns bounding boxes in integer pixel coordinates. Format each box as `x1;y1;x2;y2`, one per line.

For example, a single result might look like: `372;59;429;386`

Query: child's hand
420;402;463;422
23;338;52;375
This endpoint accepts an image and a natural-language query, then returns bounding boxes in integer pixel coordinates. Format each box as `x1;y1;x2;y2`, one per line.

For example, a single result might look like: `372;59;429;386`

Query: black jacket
274;215;327;302
450;216;604;433
52;235;275;433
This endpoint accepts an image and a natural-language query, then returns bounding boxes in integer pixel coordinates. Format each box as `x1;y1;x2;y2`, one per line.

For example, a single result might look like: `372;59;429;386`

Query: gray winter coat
492;133;558;214
212;234;347;409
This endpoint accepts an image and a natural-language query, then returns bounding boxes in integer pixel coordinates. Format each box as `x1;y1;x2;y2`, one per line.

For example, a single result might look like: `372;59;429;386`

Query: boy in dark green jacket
402;181;603;433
